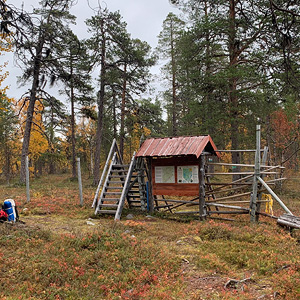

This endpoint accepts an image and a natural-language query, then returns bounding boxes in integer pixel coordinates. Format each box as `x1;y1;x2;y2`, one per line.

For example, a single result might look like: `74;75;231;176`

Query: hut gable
136;135;220;158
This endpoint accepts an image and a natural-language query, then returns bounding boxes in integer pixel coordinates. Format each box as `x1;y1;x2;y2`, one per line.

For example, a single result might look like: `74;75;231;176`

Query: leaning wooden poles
249;125;293;222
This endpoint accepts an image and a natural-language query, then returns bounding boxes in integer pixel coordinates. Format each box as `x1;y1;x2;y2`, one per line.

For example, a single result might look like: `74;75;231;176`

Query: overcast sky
3;0;179;100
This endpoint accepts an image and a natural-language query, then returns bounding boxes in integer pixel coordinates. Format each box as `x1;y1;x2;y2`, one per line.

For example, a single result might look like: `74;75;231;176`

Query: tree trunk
20;32;44;183
93;20;106;185
228;0;241;181
204;0;214;136
113;89;117;139
120;63;127;159
70;64;77;178
171;21;177;136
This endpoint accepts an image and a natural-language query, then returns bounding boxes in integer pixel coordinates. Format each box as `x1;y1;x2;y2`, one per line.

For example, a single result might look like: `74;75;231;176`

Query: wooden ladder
126;157;147;211
93;140;136;220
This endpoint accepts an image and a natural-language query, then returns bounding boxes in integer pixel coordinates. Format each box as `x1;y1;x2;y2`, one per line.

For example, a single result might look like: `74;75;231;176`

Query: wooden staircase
93;139;147;220
126;157;147;211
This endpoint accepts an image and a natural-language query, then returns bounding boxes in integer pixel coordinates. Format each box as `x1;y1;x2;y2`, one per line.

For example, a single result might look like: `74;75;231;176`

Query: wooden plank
109;175;127;178
112;164;129;168
98;210;117;214
100;204;118;208
153;183;199;196
104;192;122;195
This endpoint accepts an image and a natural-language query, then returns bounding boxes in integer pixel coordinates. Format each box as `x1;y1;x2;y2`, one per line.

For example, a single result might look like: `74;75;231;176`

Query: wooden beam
251;125;261;223
256;146;269;222
206;191;252;202
217;149;264;152
206;172;279;175
154;199;198;204
277;214;300;229
207;182;253;186
206;203;250;211
175;210;200;214
199;155;206;220
208;216;235;221
208;210;249;215
115;152;136;221
208;200;269;204
92;138;116;208
258;176;293;215
146;157;154;213
206;184;249;195
207;162;284;169
164;197;199;210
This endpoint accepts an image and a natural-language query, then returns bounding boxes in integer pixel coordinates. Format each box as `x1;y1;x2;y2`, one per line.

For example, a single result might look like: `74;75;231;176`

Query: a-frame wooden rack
92;139;147;220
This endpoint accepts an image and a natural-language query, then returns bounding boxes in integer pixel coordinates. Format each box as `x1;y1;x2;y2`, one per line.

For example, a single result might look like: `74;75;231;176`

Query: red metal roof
136;135;220;158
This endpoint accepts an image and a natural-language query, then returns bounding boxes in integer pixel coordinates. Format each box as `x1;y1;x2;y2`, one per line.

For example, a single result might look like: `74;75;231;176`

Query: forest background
0;0;300;185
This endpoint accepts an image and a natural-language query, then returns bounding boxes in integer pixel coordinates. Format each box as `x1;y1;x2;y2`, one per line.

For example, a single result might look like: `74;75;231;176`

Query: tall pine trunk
171;22;177;136
120;63;127;159
93;19;106;185
20;36;43;183
70;64;77;178
228;0;241;180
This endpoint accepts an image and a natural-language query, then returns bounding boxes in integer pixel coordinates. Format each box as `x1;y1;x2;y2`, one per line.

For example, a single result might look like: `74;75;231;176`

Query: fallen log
277;214;300;229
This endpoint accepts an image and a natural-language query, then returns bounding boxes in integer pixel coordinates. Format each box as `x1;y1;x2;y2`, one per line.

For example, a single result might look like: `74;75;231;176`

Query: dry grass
0;173;300;299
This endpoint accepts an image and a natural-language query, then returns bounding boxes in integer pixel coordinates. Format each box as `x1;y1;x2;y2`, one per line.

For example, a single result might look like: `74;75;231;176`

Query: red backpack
0;209;8;222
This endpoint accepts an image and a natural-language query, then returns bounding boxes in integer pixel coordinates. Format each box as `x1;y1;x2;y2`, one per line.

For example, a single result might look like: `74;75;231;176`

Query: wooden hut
136;135;220;219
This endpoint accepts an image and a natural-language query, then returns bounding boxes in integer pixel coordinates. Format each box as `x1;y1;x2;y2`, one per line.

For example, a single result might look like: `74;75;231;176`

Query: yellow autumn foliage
17;97;48;164
123;122;151;162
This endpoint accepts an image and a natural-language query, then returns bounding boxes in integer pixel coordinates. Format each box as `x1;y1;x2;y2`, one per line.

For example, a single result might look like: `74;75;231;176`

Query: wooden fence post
256;146;268;221
199;154;206;220
25;156;30;203
250;125;261;222
77;157;83;206
146;158;154;213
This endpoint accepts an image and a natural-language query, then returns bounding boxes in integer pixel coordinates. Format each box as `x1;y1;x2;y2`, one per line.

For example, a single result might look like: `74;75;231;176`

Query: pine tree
157;13;185;136
58;31;93;178
1;0;77;183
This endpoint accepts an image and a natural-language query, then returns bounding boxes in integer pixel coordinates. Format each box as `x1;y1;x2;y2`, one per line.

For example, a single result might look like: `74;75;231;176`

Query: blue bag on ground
3;199;18;222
